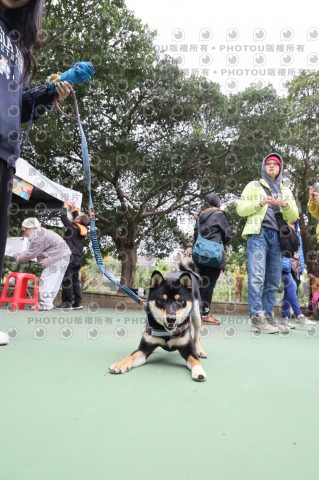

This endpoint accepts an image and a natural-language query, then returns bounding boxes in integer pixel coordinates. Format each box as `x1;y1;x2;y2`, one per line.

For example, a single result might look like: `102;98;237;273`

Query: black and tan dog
109;265;207;381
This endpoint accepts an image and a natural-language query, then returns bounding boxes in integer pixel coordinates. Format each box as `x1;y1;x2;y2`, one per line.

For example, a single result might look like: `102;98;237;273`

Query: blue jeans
282;272;302;318
247;228;282;316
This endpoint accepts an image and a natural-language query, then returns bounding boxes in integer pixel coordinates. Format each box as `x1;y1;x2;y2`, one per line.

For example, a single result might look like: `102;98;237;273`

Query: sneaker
295;314;316;326
266;315;290;333
251;315;279;334
202;314;220;325
56;302;73;310
0;331;9;346
281;318;296;329
72;303;83;310
30;305;53;311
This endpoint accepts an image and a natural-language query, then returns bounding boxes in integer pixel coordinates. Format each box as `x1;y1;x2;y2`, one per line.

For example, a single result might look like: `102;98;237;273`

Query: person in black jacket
56;201;90;310
0;0;71;345
193;193;233;325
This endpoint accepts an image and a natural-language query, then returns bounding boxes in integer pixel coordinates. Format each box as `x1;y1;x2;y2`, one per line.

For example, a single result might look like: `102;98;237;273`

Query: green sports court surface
1;307;319;480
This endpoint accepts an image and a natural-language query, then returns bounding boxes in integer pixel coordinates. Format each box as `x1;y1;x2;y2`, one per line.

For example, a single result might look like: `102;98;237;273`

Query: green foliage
22;0;229;286
81;255;121;292
225;248;247;276
282;70;319;274
15;1;319;285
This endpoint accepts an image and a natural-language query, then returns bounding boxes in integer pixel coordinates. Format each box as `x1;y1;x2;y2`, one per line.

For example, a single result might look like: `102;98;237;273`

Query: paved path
1;308;319;480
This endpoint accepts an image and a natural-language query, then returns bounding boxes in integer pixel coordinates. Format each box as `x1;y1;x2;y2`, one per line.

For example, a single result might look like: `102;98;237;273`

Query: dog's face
147;271;193;332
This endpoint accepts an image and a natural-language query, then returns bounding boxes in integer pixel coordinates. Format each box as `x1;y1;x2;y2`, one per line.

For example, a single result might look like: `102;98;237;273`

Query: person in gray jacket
14;218;71;311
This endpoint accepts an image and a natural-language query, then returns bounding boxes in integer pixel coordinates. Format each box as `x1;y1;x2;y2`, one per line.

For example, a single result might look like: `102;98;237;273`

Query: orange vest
77;224;88;236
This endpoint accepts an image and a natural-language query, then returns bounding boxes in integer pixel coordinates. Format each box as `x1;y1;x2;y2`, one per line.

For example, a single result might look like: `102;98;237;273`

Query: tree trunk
235;277;243;303
98;273;104;292
118;247;138;289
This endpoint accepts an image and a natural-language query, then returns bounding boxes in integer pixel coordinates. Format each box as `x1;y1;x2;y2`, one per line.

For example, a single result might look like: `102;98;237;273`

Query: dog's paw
109;361;131;374
196;349;208;359
191;364;206;382
195;340;207;359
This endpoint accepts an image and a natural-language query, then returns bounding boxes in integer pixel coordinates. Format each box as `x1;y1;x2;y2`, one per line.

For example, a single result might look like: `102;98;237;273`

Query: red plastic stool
0;272;38;311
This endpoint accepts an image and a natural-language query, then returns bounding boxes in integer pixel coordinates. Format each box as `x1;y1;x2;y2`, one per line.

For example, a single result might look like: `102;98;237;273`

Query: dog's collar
145;318;191;338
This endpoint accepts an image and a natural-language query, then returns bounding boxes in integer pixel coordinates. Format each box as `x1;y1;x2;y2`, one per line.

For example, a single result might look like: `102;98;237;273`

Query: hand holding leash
55;80;72;102
45;62;95;94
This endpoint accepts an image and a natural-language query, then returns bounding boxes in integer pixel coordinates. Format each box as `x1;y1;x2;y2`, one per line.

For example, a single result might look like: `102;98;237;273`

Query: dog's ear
150;270;164;288
180;273;192;289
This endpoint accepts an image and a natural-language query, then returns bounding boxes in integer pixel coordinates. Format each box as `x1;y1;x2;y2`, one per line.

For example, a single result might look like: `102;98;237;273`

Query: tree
21;0;292;290
213;86;288;199
282;71;319;275
23;0;228;288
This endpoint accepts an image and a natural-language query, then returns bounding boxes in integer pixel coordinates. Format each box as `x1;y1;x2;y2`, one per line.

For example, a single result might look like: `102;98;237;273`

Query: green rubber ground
1;308;319;480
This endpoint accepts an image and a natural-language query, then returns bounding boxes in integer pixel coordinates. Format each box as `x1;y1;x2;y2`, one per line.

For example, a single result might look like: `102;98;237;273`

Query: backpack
192;215;223;267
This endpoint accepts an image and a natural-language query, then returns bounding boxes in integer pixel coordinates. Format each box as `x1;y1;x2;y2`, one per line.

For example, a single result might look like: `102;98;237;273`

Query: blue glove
45;62;95;93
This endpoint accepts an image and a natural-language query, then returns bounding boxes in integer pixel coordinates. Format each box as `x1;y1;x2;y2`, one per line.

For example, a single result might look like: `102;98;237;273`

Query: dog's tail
179;258;201;281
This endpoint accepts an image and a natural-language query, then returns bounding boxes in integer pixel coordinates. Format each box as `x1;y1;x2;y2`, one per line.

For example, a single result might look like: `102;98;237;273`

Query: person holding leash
237;153;298;334
0;0;71;343
193;193;233;325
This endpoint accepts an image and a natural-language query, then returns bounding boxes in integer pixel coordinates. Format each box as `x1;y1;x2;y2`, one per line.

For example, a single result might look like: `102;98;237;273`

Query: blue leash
55;90;141;304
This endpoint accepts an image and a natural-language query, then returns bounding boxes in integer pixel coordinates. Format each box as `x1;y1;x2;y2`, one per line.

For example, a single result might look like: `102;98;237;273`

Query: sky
125;0;319;94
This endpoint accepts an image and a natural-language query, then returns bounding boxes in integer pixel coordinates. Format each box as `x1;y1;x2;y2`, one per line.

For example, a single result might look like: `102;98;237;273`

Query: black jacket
0;8;54;168
194;209;233;270
61;209;87;257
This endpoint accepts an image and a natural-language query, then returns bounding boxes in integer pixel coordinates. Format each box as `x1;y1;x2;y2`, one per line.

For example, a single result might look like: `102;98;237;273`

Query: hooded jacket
236;153;299;238
194;193;233;270
0;8;54;168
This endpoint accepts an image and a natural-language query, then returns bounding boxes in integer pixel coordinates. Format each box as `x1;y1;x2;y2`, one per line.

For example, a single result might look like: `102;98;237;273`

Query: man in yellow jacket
237;153;298;334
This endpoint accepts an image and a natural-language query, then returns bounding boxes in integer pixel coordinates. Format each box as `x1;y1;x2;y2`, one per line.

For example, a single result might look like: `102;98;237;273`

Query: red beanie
265;155;281;170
